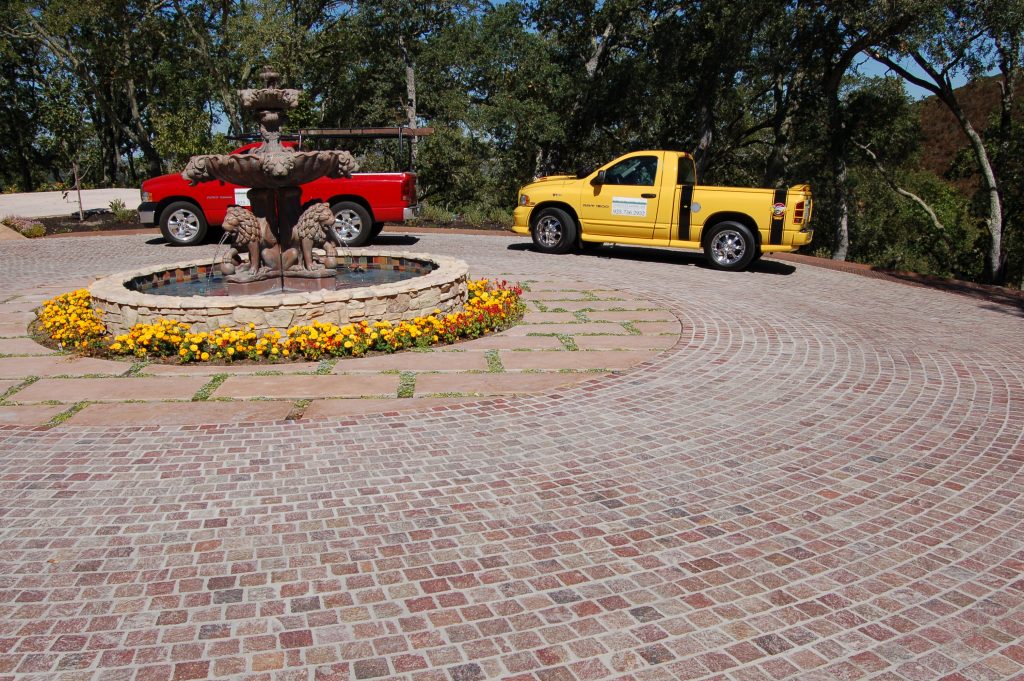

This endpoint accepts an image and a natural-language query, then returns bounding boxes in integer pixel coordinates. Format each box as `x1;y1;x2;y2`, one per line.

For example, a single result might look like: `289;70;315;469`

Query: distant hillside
917;76;1011;188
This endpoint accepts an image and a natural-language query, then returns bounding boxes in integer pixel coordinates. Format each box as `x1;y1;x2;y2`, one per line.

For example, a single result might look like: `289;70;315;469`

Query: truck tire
704;221;757;271
330;201;373;247
371;222;385;238
159;201;208;246
531;207;577;254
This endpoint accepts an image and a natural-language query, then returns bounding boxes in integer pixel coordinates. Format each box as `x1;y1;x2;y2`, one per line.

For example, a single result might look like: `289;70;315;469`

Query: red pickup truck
138;142;418;246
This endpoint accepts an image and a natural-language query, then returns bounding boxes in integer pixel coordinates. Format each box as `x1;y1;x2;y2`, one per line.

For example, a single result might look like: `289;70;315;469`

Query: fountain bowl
183;149;358;188
89;251;470;335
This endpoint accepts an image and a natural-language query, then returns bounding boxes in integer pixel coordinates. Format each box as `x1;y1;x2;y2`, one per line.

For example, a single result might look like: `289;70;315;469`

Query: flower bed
36;280;524;363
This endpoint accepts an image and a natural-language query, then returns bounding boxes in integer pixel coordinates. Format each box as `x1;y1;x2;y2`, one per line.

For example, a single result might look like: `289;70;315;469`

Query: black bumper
138;202;158;226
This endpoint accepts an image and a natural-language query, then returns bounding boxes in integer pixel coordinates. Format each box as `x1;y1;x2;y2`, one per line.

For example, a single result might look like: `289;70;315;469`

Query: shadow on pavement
371;235;420;246
507;242;796;276
879;270;1024;317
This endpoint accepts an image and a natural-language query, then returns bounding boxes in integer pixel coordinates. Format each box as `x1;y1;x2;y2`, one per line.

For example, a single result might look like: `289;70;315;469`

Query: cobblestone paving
0;233;1022;680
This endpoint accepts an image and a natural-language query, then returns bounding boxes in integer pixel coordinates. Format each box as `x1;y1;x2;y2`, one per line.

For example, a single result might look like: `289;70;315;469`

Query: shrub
109;199;137;223
2;215;47;238
418;203;457;225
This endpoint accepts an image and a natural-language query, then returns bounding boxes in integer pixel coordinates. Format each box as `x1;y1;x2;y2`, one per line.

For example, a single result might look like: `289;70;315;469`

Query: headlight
519;194;529;206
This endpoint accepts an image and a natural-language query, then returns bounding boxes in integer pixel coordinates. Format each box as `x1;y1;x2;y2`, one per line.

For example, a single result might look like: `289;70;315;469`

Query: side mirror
591;170;606;186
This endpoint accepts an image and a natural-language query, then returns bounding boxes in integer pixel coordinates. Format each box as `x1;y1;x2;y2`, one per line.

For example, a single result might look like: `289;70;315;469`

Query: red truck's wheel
159;201;208;246
330;201;373;247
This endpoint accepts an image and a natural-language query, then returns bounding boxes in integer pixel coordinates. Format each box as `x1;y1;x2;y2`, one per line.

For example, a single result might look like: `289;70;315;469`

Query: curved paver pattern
0;233;1022;681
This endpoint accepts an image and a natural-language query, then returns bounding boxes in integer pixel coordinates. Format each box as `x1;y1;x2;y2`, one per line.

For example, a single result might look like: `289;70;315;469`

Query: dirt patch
37;211;144;236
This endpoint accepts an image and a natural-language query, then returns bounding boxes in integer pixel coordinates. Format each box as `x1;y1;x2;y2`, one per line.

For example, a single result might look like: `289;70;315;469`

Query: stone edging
89;250;470;334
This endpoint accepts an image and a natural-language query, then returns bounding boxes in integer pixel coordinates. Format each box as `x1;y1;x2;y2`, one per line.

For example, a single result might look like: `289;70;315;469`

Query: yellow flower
200;352;210;361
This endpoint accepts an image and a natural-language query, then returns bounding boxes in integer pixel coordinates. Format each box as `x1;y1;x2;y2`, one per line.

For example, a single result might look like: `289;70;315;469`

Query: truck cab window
604;156;658;186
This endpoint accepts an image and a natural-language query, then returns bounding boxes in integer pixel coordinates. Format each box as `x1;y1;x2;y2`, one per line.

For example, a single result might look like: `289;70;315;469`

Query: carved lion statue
295;202;341;270
220;206;264;277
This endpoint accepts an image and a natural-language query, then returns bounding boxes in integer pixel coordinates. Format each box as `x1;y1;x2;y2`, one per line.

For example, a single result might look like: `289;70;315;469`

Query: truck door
579;154;661;239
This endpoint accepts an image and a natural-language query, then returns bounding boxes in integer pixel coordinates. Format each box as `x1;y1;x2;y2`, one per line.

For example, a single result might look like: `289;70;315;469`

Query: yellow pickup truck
512;150;813;271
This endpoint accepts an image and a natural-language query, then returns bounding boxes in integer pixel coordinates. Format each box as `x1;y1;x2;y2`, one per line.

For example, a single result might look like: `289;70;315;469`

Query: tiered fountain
88;67;469;334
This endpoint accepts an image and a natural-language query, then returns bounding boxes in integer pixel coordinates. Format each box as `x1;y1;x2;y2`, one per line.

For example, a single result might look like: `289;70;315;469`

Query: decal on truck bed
612;197;648;217
769;188;787;245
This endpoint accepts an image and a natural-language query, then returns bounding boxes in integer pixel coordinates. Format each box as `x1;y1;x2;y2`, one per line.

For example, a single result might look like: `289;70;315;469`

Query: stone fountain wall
89;251;470;335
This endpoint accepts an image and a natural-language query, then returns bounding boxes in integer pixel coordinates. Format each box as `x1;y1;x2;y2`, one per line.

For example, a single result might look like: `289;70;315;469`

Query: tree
871;0;1023;283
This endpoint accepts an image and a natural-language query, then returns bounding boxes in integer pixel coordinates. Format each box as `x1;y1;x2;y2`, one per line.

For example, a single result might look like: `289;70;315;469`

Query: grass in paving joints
620;321;642;335
192;374;229;401
287;399;311;420
126;360;150;376
315;358;337;375
573;311;590;322
531;300;550;312
485;350;504;373
44;401;90;428
555;334;579;351
0;376;39;403
397;372;416;398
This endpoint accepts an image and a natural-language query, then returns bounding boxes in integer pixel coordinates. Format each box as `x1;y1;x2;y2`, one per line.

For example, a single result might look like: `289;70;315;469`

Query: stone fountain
87;66;469;335
182;66;358;295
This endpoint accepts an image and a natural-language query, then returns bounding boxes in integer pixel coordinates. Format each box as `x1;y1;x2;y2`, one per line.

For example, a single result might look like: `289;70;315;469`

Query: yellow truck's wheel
704;221;757;271
531;207;577;254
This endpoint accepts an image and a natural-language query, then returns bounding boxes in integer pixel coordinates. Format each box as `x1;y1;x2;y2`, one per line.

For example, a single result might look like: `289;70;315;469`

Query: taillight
793;200;806;224
403;175;417;204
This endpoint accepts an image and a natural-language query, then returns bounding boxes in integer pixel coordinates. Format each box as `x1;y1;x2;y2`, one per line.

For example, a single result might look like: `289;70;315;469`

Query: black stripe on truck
769;188;787;245
678;185;694;241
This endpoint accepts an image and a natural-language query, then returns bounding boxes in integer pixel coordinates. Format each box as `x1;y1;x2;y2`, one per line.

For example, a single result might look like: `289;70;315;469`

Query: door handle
641;193;656;198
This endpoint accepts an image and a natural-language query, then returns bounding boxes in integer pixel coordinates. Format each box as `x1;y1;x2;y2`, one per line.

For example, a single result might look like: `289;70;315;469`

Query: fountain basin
89;251;470;335
183;149;357;188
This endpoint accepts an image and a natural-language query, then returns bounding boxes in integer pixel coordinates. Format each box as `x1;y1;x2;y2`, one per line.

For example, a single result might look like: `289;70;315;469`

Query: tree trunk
73;160;84;221
832;156;849;261
950;101;1004;283
693;100;715;179
12;120;35;192
764;70;803;187
397;35;418;169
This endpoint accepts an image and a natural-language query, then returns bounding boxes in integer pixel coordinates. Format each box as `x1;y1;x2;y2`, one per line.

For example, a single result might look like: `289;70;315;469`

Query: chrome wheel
167;209;201;242
536;215;564;248
710;229;747;267
333;208;364;243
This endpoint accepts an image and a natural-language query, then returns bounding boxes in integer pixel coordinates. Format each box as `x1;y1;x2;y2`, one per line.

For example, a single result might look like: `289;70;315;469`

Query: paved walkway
0;189;140;219
0;233;1022;681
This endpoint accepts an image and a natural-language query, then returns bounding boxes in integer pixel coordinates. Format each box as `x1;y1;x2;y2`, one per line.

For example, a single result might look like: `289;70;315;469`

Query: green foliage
849;166;982;280
108;199;136;223
151;109;230;173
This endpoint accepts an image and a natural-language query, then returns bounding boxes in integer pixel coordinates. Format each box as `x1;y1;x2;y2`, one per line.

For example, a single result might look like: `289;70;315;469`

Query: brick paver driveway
0;232;1022;681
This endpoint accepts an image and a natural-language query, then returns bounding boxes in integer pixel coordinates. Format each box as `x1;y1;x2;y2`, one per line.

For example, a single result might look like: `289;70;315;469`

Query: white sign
233;188;251;207
611;197;648;217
